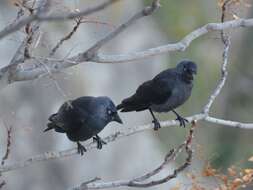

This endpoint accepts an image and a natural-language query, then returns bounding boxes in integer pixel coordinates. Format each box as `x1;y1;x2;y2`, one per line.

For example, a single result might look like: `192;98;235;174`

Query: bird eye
107;109;113;115
183;66;187;72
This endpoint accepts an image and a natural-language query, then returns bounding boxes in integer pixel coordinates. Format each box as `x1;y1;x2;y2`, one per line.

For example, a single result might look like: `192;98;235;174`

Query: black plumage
117;60;197;130
44;96;123;155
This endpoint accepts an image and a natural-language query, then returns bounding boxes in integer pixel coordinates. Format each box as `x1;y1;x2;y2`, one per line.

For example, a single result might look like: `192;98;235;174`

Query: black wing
117;69;177;112
46;97;92;132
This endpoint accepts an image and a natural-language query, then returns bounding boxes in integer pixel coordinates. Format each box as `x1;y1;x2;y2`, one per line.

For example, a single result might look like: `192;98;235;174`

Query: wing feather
117;69;177;112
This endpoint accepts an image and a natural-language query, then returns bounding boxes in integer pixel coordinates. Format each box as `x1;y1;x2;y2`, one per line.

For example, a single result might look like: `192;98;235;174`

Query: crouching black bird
44;96;123;155
117;60;197;130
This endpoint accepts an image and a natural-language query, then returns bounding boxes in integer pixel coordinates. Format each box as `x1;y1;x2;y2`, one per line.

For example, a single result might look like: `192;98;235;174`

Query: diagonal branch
49;17;83;56
1;127;12;166
8;0;49;69
202;0;231;115
202;37;230;114
1;7;252;173
0;17;251;91
0;0;120;40
0;0;160;91
70;122;195;190
0;113;253;174
75;0;160;61
92;18;253;63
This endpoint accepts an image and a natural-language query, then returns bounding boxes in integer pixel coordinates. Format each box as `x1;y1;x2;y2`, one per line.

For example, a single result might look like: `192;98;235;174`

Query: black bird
44;96;123;155
117;60;197;130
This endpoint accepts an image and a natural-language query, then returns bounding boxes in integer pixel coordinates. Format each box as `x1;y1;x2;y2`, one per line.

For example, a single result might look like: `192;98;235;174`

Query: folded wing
117;69;176;112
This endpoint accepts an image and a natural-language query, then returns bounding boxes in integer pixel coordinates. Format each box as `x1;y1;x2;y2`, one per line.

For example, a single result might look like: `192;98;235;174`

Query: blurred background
0;0;253;189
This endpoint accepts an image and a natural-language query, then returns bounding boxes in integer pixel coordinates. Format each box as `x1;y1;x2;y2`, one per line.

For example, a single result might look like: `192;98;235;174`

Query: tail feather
116;103;124;110
117;95;148;112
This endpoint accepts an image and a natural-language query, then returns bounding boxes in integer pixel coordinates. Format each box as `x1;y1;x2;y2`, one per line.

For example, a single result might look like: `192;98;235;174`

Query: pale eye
107;109;112;115
183;67;187;72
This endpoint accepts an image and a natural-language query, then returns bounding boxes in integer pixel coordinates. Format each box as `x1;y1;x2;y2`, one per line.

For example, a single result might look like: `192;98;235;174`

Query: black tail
117;95;148;112
116;103;124;110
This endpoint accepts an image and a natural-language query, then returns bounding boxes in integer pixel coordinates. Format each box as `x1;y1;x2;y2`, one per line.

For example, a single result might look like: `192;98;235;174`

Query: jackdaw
117;60;197;130
44;96;123;155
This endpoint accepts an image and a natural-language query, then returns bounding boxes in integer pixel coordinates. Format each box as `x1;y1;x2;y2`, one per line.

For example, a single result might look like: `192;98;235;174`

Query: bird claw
93;135;106;150
77;142;87;156
175;116;188;128
152;119;161;131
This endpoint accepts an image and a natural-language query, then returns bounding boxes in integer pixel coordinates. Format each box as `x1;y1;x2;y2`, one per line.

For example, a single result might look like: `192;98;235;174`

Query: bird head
97;97;123;125
176;60;197;83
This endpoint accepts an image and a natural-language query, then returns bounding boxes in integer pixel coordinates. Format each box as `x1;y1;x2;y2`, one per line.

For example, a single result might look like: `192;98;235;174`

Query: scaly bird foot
77;142;87;156
152;119;161;131
175;116;188;128
93;135;107;150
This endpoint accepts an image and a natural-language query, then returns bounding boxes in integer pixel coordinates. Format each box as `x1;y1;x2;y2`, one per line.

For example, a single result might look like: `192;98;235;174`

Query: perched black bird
117;60;197;130
44;96;123;155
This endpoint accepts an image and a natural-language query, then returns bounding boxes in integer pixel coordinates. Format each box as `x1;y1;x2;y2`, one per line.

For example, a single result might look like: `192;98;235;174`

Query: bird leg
77;142;87;156
93;135;107;150
149;108;161;131
172;110;188;127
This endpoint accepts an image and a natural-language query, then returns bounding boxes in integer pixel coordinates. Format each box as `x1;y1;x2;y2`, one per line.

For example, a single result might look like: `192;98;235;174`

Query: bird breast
150;82;193;113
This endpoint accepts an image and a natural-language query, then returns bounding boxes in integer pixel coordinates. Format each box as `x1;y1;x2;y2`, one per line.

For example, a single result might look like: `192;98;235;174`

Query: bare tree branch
202;35;230;114
0;4;252;190
0;125;12;189
49;17;83;56
76;0;161;61
0;0;120;40
1;127;12;166
7;0;49;89
0;112;253;174
70;122;195;190
92;18;253;63
0;0;160;91
0;17;251;92
0;22;250;174
2;2;253;175
205;116;253;129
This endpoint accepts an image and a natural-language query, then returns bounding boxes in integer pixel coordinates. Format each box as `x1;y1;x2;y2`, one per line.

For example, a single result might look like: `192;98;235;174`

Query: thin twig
202;0;231;114
49;17;83;56
1;113;252;174
202;38;230;114
1;17;250;89
0;125;12;189
36;59;72;107
78;0;160;61
0;0;121;40
70;121;195;190
1;127;12;166
49;17;116;57
0;0;160;89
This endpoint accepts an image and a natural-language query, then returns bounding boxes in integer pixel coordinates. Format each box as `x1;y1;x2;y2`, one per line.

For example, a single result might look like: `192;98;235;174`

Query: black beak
187;68;197;75
191;68;197;75
113;113;123;124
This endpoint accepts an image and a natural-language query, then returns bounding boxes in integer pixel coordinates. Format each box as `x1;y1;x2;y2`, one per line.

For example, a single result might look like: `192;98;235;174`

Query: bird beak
113;113;123;124
192;68;197;75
